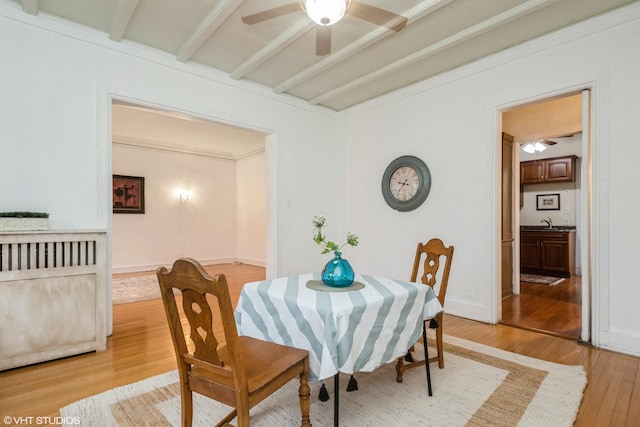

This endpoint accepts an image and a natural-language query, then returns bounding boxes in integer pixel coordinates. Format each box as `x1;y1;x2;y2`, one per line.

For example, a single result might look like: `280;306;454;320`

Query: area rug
60;335;587;426
112;275;164;305
520;273;565;286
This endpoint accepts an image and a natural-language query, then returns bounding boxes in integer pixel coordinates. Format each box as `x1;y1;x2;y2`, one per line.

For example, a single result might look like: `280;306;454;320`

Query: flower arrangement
312;214;359;255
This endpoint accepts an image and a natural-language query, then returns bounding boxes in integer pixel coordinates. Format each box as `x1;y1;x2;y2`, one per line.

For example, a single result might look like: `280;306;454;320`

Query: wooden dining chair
395;238;454;392
156;258;312;427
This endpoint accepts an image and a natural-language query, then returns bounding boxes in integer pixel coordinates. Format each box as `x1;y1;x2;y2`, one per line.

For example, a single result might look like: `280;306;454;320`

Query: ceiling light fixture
301;0;351;26
522;141;547;154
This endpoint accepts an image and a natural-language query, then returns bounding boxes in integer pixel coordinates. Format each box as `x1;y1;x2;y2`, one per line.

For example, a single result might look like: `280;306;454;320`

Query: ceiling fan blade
316;25;332;56
347;2;407;32
241;3;300;25
541;140;557;146
549;133;575;140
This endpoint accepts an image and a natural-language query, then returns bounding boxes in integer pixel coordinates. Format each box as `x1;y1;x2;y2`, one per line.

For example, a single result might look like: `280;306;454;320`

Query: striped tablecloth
234;273;442;382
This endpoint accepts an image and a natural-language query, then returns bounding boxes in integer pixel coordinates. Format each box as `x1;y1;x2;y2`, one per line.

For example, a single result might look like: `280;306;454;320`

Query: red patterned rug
520;273;565;286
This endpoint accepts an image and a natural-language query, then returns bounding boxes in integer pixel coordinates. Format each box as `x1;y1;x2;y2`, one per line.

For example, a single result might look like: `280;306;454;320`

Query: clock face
389;166;420;201
381;156;431;211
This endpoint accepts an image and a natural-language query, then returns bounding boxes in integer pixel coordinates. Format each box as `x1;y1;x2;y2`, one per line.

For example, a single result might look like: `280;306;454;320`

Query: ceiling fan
241;1;408;56
520;134;575;153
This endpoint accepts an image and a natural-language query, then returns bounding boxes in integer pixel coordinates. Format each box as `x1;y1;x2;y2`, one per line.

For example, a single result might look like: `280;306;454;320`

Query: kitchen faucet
541;217;552;228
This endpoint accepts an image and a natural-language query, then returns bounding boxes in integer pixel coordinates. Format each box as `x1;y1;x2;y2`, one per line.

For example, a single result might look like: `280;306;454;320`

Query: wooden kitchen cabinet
520;230;575;277
520;161;544;184
520;237;542;269
520;155;577;184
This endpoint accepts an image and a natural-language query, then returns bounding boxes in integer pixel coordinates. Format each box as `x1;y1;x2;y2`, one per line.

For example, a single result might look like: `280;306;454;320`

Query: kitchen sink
521;226;576;232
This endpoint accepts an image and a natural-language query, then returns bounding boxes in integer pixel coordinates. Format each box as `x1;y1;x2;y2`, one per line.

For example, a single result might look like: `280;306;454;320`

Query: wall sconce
176;188;191;202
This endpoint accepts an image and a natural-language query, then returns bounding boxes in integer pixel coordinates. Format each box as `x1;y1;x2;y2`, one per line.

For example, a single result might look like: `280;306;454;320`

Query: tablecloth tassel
404;350;415;362
346;374;358;391
429;318;438;329
319;383;330;401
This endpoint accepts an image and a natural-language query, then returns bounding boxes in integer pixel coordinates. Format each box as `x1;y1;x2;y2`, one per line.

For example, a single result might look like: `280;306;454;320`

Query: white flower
312;214;326;228
312;215;358;255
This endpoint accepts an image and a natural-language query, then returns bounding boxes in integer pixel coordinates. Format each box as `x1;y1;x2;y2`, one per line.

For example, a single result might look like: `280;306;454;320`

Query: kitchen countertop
521;226;576;232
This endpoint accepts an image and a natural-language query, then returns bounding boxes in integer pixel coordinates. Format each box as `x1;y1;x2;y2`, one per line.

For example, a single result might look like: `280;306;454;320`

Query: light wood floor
1;264;638;426
502;274;582;339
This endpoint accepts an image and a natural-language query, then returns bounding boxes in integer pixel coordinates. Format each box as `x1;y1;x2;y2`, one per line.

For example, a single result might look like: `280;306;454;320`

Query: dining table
234;272;443;426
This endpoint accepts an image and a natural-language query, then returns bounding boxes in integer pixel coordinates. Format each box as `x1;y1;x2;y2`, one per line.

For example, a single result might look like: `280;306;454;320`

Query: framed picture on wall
113;175;145;214
536;193;560;211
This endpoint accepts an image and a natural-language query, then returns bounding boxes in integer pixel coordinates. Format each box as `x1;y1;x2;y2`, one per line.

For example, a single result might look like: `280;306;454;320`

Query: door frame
495;86;594;343
97;86;277;336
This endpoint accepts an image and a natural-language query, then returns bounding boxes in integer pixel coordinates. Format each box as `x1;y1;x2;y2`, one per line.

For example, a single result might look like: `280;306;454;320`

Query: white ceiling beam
176;0;244;63
230;18;315;80
274;0;454;94
310;0;558;105
22;0;39;15
109;0;140;42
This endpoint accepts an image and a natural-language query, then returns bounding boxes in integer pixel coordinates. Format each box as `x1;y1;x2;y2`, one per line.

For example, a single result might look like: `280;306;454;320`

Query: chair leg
235;401;251;427
422;322;433;396
395;355;406;383
299;365;312;427
181;389;193;427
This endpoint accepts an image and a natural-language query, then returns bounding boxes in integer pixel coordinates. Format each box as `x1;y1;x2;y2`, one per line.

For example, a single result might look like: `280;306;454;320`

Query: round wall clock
381;155;431;211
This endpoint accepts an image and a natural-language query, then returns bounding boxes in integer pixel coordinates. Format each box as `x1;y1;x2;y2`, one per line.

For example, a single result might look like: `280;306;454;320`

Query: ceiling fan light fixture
302;0;351;26
522;141;547;154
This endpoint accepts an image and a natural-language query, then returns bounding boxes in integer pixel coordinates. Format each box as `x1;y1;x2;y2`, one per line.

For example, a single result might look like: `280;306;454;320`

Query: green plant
312;214;358;255
0;212;49;218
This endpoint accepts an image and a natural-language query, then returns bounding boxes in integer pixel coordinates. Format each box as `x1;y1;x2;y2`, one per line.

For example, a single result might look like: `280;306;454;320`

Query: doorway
499;92;589;340
111;100;268;274
103;95;272;335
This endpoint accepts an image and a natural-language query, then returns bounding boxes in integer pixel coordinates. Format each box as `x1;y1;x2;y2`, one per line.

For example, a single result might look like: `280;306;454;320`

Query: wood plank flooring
502;274;582;339
1;265;638;426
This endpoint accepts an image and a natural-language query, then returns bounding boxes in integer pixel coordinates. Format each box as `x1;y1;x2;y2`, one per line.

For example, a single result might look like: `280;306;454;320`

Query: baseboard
597;330;640;358
112;258;264;274
444;298;494;324
233;258;266;267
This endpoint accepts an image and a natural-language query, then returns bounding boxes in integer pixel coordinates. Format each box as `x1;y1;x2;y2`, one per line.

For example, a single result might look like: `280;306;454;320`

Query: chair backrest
410;238;454;306
156;258;247;390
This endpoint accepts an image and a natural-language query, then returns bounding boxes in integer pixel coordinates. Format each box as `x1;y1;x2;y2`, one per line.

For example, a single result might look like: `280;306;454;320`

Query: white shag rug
60;335;587;426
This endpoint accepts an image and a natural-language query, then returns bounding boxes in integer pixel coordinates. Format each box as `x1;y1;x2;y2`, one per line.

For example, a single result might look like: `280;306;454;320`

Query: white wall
343;5;640;356
237;152;267;266
112;144;241;272
520;182;577;226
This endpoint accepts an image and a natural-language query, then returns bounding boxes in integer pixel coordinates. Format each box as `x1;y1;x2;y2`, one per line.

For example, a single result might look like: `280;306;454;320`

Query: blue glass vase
321;251;355;287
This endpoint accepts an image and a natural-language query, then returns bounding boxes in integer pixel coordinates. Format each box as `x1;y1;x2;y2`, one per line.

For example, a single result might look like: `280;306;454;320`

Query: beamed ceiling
12;0;638;111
